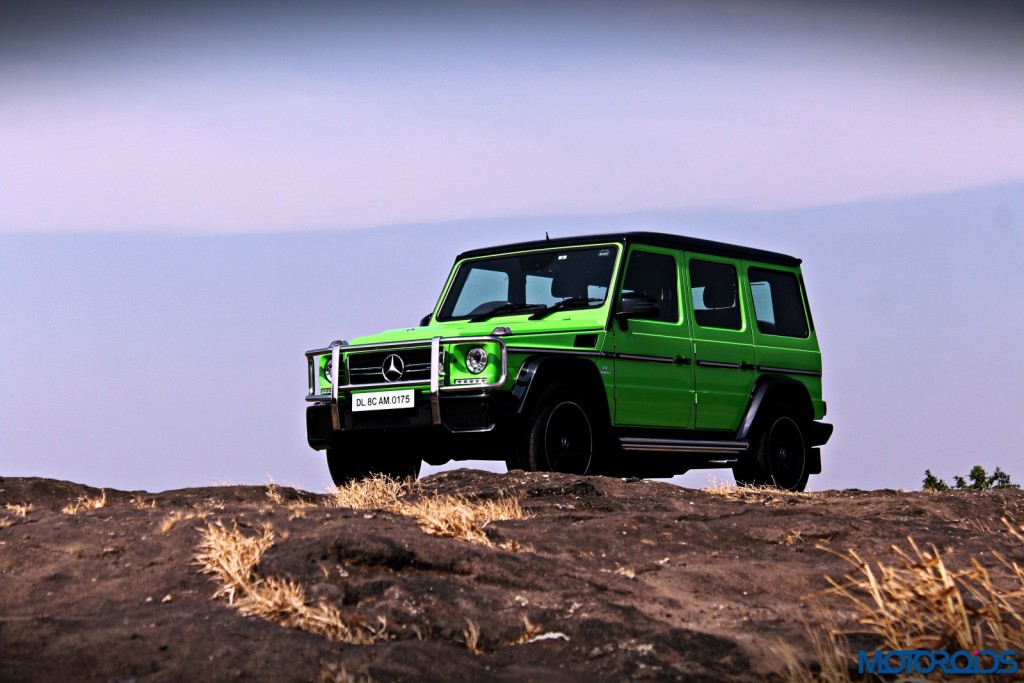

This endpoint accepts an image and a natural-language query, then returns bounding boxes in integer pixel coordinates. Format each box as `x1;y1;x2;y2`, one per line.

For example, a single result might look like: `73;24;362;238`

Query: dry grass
320;475;529;548
161;510;195;533
781;529;804;546
195;520;386;644
4;502;32;517
463;618;484;655
512;616;544;645
264;483;317;518
168;500;227;529
779;519;1024;681
193;499;226;515
62;490;108;515
131;496;157;510
703;474;814;503
195;476;534;651
829;532;1024;654
324;474;413;511
161;507;219;533
265;483;285;505
773;607;852;683
192;478;548;658
395;492;529;547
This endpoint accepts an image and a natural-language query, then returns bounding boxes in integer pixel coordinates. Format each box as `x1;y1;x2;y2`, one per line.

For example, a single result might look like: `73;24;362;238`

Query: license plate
351;389;415;412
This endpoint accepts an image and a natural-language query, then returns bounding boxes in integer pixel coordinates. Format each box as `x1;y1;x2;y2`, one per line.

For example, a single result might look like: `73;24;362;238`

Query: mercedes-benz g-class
305;232;832;490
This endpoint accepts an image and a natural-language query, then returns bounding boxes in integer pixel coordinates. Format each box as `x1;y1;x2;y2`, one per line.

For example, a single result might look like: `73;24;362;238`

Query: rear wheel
325;433;421;486
516;384;599;475
733;403;809;491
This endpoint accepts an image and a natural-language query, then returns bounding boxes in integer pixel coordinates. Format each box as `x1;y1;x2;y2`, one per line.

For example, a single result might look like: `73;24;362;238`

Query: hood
348;311;607;346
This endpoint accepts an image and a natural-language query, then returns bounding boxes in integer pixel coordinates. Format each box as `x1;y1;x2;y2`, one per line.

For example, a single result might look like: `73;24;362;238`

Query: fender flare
511;355;610;421
735;376;814;442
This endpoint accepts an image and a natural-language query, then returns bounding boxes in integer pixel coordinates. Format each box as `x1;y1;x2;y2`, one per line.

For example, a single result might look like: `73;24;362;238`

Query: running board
618;437;748;456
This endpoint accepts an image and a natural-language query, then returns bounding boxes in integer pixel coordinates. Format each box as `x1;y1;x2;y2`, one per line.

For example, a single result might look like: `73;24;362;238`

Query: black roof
456;232;801;267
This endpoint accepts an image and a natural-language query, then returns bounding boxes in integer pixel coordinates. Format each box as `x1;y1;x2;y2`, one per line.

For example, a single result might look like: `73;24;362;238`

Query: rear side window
690;259;741;330
748;268;809;337
621;251;679;323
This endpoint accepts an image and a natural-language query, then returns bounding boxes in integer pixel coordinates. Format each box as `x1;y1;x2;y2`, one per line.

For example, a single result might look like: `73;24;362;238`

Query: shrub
923;465;1017;491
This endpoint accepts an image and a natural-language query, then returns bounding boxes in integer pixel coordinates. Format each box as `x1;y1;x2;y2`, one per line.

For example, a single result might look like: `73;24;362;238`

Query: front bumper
306;391;520;452
305;334;521;454
305;335;508;430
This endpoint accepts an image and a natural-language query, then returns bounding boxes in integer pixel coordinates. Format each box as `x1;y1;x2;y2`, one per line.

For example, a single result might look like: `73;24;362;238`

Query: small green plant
922;465;1018;491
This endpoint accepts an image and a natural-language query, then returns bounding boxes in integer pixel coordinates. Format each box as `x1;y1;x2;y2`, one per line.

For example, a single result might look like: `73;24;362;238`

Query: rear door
744;263;824;408
606;247;694;428
685;256;756;431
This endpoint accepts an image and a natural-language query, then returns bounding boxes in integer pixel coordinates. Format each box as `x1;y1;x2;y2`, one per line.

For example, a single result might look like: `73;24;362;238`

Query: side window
621;251;679;323
690;259;741;330
748;268;809;337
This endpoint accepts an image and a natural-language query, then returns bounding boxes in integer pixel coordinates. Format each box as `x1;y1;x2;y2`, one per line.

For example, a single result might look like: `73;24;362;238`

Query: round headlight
465;346;488;374
324;359;334;383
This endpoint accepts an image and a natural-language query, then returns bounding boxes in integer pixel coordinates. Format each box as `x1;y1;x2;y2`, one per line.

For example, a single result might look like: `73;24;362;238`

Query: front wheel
516;384;599;475
325;433;421;486
733;403;809;492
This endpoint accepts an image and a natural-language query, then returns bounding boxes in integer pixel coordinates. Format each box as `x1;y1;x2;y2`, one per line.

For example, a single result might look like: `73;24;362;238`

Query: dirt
2;470;1023;682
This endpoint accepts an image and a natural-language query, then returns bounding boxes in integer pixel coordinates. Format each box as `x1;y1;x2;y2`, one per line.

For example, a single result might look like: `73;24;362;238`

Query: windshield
437;245;620;322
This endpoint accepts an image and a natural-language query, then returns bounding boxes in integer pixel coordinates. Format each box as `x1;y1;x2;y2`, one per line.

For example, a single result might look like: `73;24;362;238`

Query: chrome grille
347;348;432;385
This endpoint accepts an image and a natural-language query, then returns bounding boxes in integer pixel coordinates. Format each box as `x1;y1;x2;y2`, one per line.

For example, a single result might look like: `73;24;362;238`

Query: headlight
465;346;488;374
324;358;334;383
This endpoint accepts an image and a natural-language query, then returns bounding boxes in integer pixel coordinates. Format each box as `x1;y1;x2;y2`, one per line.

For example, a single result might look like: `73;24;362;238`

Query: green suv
305;232;831;491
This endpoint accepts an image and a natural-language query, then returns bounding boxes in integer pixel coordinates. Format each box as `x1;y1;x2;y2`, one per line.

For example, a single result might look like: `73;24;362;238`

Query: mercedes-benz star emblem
381;354;405;382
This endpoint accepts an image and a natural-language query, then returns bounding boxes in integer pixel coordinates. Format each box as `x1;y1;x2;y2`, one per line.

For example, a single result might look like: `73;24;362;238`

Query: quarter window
690;259;741;330
748;268;809;337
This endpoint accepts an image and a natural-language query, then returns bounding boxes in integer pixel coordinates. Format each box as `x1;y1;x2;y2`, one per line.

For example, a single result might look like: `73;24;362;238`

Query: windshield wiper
468;302;544;322
529;297;604;320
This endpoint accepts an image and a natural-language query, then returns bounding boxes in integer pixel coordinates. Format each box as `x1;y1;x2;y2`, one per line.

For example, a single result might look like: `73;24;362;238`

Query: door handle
740;361;756;371
674;356;692;366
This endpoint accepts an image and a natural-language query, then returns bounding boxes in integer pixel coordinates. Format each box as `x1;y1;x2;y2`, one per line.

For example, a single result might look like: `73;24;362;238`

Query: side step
618;437;748;458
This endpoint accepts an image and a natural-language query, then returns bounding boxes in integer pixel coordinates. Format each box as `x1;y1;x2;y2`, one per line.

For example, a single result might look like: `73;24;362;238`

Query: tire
325;433;421;486
731;458;766;488
518;384;598;475
734;403;809;491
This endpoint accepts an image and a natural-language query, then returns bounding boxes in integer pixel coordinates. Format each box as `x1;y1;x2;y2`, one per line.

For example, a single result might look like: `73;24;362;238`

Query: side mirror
615;293;659;330
419;314;432;327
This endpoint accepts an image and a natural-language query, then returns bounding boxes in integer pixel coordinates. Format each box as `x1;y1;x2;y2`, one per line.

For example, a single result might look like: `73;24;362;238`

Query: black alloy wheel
542;400;594;473
734;402;810;491
756;404;809;492
519;384;596;475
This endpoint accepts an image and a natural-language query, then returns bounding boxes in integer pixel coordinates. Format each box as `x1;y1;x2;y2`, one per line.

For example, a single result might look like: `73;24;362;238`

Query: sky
1;1;1023;493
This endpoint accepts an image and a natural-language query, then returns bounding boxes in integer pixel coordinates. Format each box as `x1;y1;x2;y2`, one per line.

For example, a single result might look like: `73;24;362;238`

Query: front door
605;248;694;428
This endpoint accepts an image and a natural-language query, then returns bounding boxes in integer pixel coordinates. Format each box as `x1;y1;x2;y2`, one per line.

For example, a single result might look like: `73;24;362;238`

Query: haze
1;1;1022;492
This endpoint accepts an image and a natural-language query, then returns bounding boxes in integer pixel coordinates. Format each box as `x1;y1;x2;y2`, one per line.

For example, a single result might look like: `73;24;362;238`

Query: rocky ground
2;470;1023;682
